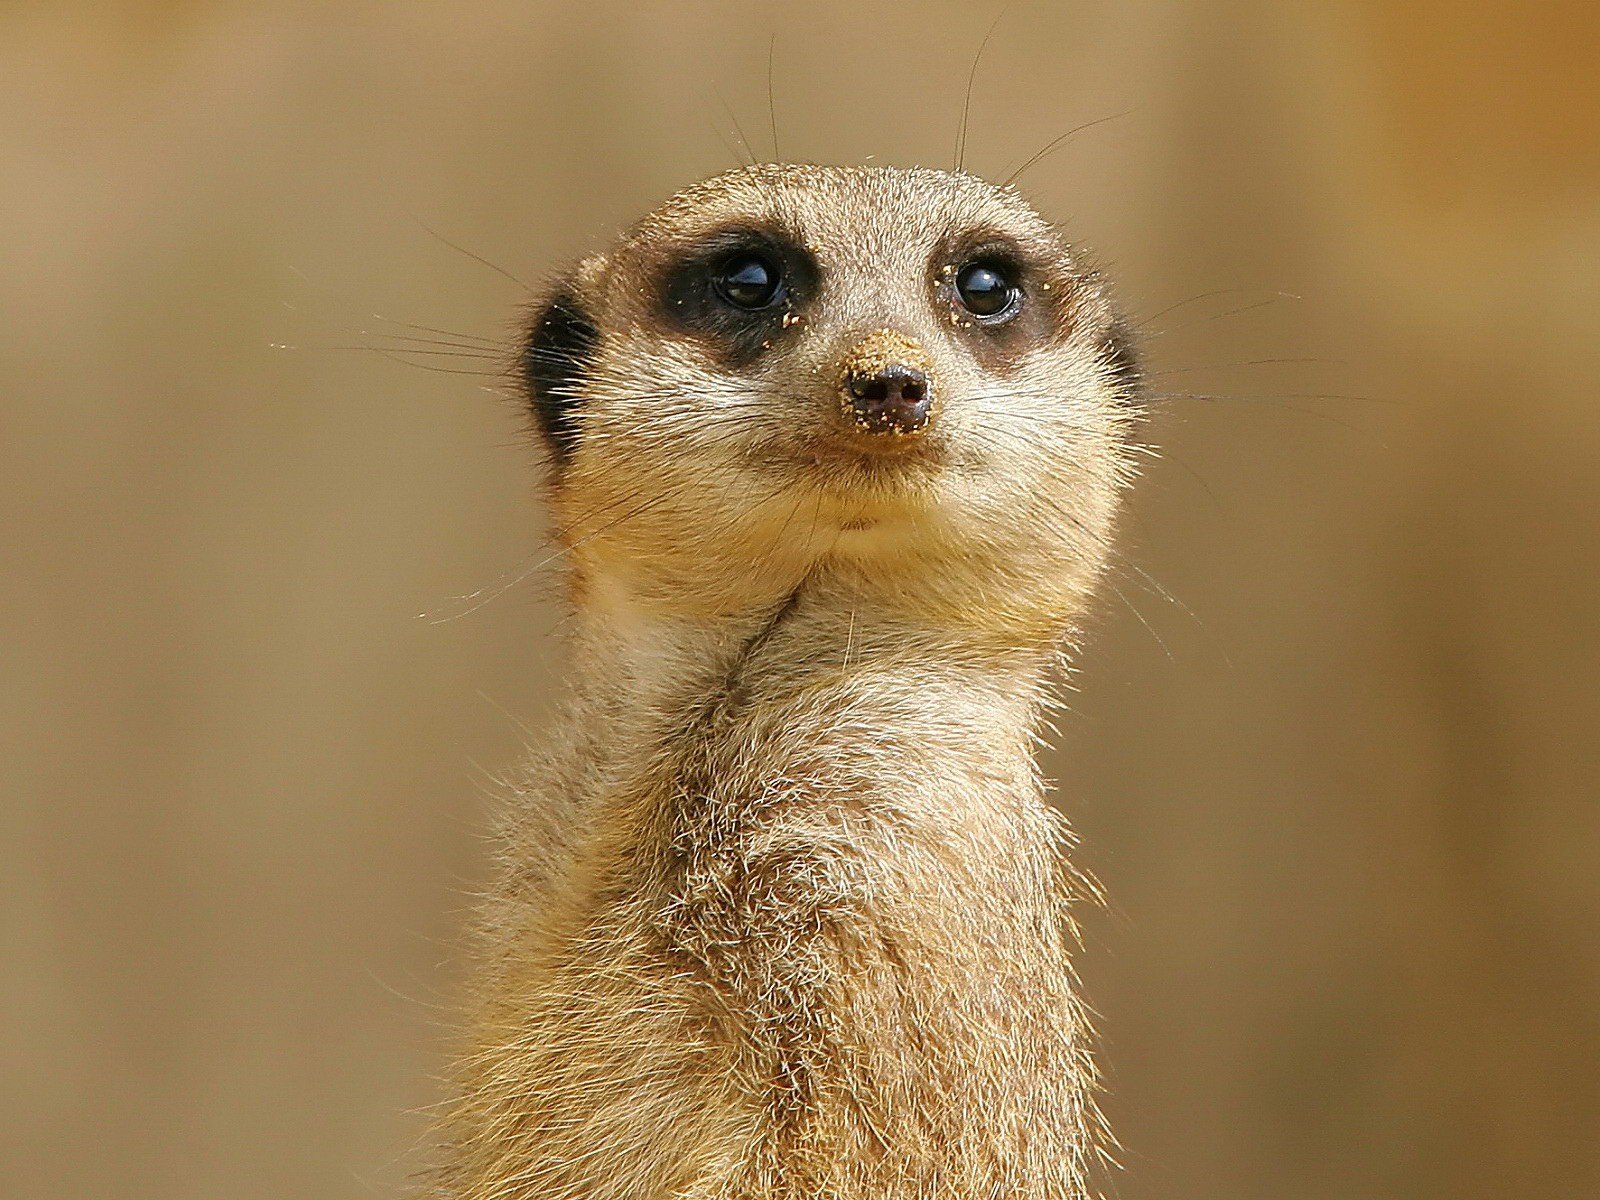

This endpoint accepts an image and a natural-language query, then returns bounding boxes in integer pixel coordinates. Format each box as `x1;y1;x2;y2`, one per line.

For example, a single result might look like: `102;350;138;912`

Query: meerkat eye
713;252;784;310
955;260;1021;321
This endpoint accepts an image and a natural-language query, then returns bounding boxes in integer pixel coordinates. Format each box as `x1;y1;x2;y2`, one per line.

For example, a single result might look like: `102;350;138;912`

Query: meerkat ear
522;279;600;465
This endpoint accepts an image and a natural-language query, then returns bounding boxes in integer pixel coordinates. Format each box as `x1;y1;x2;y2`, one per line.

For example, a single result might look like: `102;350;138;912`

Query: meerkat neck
567;575;1057;764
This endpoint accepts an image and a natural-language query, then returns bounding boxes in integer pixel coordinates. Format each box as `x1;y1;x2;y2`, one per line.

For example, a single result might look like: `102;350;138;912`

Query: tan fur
434;165;1142;1199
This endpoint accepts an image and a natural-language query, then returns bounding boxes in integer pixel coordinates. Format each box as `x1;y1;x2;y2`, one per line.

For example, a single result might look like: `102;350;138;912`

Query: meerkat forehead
625;164;1061;260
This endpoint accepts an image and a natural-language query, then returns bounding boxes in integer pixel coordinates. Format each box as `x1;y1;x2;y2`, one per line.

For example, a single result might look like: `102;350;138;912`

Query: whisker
1002;110;1130;188
1106;550;1230;667
366;332;511;353
766;34;781;162
707;117;750;172
1133;288;1253;327
1107;579;1173;662
367;349;507;377
1137;292;1304;338
1143;390;1379;417
1145;394;1380;438
954;6;1010;173
410;216;532;293
715;92;759;167
369;314;504;345
329;345;504;360
1138;359;1351;381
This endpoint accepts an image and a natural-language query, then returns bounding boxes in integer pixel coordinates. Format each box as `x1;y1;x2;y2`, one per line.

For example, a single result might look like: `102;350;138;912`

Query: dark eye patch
932;230;1080;372
659;225;816;366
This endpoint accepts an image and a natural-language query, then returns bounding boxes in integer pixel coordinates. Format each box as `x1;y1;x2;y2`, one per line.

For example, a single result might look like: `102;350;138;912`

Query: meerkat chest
649;759;1091;1200
651;680;1075;1047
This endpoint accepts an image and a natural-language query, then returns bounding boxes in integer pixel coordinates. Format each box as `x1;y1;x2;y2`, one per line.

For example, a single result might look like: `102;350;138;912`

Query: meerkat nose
847;364;931;435
839;329;936;437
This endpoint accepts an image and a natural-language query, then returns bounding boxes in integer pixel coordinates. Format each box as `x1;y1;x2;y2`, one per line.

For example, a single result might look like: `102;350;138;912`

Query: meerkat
434;163;1142;1200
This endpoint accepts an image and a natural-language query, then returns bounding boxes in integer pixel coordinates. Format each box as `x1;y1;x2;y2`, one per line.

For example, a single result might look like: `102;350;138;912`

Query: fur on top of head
521;164;1142;639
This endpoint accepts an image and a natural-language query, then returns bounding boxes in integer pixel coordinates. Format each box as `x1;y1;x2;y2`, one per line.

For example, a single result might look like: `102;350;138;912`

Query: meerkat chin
435;164;1142;1200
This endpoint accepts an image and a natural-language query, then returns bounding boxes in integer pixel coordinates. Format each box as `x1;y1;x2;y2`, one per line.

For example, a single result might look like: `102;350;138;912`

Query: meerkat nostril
845;363;932;435
838;330;937;438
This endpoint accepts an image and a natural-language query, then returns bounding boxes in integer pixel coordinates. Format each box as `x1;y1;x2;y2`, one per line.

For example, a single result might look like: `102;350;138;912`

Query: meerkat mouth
800;429;948;476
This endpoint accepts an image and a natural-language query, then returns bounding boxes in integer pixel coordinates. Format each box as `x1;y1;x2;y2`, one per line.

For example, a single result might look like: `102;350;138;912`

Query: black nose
846;363;932;435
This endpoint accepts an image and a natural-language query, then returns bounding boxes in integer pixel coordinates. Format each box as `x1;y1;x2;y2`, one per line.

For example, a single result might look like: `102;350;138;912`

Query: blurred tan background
3;3;1597;1198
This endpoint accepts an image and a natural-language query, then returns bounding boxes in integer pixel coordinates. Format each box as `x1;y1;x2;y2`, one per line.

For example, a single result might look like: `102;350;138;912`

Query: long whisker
954;6;1010;173
1002;110;1130;188
1117;555;1208;636
366;349;509;377
1145;389;1389;406
1134;288;1253;326
1107;579;1173;662
766;34;781;162
411;216;532;293
326;345;505;360
1136;291;1304;338
368;315;504;345
715;92;759;167
366;332;511;353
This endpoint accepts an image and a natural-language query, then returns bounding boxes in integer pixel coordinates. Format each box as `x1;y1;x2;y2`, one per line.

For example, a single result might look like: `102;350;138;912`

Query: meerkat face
524;165;1140;636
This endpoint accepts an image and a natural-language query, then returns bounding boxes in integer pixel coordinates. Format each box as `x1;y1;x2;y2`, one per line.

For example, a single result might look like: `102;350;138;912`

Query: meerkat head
523;164;1140;641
